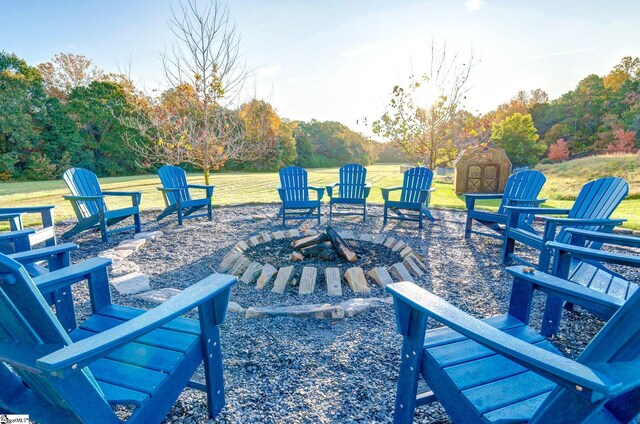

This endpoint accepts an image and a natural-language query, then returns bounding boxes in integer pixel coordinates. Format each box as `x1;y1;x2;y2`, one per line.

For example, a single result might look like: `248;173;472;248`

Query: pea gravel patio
56;204;624;423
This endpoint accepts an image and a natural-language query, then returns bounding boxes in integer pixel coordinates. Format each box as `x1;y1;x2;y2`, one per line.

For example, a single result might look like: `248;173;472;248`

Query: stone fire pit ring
218;227;427;296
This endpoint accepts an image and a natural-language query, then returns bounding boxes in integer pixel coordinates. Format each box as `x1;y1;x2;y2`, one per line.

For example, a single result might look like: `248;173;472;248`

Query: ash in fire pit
292;226;357;262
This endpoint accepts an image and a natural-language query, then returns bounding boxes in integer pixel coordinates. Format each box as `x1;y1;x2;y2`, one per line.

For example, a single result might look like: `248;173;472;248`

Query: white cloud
257;65;282;78
464;0;485;11
342;42;386;58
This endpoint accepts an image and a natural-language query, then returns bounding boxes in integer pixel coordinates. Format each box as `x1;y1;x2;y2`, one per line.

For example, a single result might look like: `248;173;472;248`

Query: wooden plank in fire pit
298;267;318;295
230;257;251;276
367;267;394;287
383;237;398;249
256;264;278;289
241;261;264;283
392;240;407;252
403;257;424;277
325;267;342;296
292;233;329;249
272;266;294;293
344;267;370;293
219;252;243;273
388;263;415;283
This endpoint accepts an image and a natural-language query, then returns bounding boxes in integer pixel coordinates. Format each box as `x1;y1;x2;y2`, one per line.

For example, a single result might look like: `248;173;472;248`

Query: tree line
2;44;639;181
0;50;377;181
373;50;640;168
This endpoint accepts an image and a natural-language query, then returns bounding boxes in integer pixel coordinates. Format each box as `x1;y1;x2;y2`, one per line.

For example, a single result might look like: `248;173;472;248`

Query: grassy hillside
536;154;640;199
1;160;638;229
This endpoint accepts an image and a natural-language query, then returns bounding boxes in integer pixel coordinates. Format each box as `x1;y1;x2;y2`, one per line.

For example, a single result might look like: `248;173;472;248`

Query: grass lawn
1;162;638;229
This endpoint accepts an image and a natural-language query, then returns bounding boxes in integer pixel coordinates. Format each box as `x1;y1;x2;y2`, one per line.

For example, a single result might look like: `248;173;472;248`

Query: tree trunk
204;168;210;185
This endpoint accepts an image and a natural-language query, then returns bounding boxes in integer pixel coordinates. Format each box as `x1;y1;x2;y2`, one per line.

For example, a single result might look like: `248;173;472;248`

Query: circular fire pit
218;226;427;296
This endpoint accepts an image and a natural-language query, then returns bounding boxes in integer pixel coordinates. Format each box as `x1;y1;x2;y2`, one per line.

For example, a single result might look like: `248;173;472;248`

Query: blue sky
3;0;640;136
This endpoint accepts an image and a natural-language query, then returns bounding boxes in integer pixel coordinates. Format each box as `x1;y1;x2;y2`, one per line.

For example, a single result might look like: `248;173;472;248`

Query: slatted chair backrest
158;165;191;205
338;163;367;199
279;166;310;203
556;177;629;244
400;167;434;203
62;168;105;218
531;289;640;423
497;170;546;214
0;253;106;413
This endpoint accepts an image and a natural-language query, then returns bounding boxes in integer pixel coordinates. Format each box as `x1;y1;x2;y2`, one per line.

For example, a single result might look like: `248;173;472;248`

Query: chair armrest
102;191;139;197
566;228;640;249
0;212;23;220
0;206;55;214
0;229;34;242
36;273;237;374
33;257;112;295
541;217;626;226
102;191;141;206
418;188;436;202
325;182;339;198
386;281;622;396
381;186;402;201
504;206;572;215
276;187;286;201
506;266;624;313
547;241;640;268
463;193;504;200
188;184;214;197
188;184;214;189
63;195;104;201
308;186;325;201
8;243;78;265
157;186;180;192
506;198;547;206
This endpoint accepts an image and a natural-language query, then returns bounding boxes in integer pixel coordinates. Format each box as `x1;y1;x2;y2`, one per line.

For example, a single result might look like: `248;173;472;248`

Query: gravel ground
53;204;639;423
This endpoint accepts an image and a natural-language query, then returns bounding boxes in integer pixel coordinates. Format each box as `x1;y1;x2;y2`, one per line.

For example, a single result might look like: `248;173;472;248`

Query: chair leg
207;202;213;221
501;234;515;265
134;212;141;234
541;295;564;337
282;208;286;226
199;303;226;418
383;205;388;226
177;206;183;226
99;216;109;243
424;208;435;222
464;215;473;238
317;206;321;225
538;247;552;272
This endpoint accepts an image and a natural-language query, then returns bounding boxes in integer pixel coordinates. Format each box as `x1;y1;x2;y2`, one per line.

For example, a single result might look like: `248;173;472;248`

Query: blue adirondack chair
382;167;435;229
501;177;628;270
0;253;236;423
156;165;214;225
62;167;142;243
386;269;640;423
0;205;56;250
277;166;324;225
326;163;371;221
0;227;77;276
464;170;546;239
540;228;640;337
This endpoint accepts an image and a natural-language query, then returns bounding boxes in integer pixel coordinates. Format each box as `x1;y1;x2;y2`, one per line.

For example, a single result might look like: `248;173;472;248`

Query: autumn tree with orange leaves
123;0;262;184
548;138;570;161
